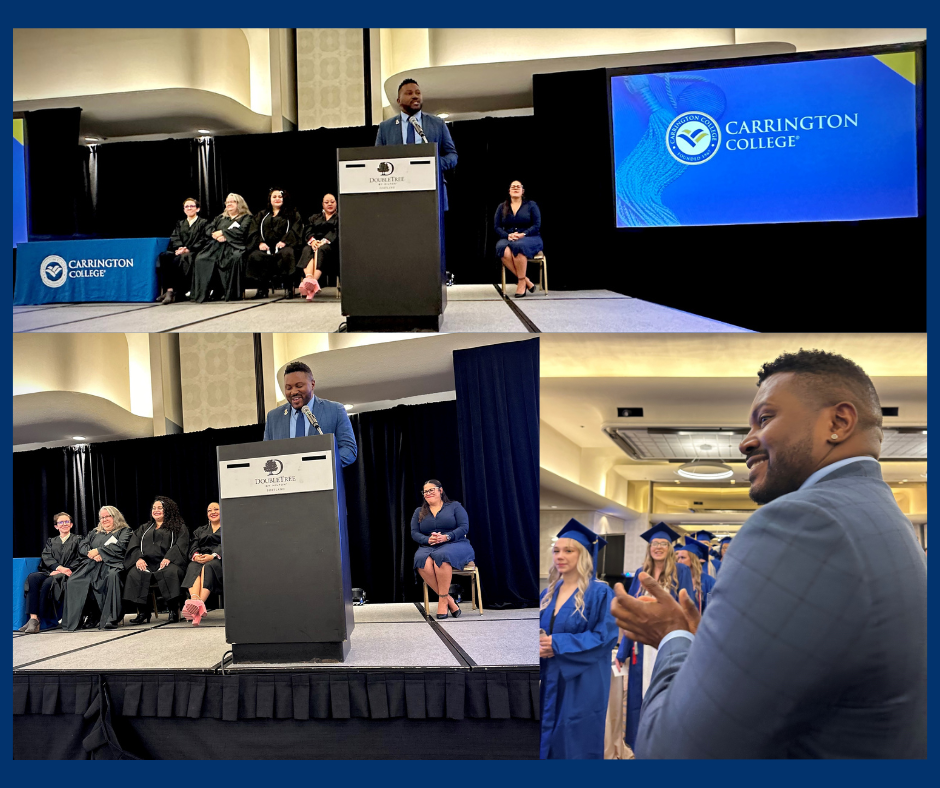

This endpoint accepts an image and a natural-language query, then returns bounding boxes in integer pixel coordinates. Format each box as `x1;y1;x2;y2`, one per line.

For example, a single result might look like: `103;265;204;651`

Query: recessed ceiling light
197;129;212;134
84;137;98;143
437;113;449;119
551;536;558;542
344;404;353;410
72;436;87;440
922;431;928;435
550;505;557;509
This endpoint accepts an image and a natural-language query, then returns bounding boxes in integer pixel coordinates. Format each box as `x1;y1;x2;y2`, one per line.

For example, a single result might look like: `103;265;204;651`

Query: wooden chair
500;251;548;296
422;562;483;617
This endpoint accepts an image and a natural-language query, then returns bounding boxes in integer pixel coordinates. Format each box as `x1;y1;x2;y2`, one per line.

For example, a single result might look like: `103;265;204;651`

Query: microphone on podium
408;115;429;144
301;405;323;435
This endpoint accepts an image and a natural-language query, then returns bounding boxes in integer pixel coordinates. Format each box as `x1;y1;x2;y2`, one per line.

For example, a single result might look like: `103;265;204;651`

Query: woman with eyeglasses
156;197;209;304
191;193;251;303
181;502;223;626
495;180;543;298
123;496;190;624
411;479;475;619
61;506;133;631
19;512;84;633
245;188;304;299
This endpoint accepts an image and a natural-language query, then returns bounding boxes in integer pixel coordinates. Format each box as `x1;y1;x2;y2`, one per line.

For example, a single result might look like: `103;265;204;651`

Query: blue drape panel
452;339;540;608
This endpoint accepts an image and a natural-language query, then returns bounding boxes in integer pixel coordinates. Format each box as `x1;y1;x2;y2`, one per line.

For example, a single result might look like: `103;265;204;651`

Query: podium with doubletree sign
218;434;353;663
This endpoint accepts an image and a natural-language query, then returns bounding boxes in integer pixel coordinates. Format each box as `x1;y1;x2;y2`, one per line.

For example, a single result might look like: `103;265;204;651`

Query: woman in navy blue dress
411;479;474;619
494;180;543;298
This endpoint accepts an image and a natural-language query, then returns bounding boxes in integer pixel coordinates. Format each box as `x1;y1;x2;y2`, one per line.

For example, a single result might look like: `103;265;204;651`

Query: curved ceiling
13;391;153;450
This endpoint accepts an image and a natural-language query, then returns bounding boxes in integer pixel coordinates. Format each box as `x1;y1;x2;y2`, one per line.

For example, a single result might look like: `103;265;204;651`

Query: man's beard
749;434;814;505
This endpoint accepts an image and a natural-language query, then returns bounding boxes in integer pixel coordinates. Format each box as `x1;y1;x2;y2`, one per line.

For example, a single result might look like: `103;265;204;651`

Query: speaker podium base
346;314;443;333
232;639;351;664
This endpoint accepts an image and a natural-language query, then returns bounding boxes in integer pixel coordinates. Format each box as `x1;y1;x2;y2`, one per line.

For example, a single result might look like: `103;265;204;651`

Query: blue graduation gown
696;572;716;613
615;562;695;750
539;581;618;759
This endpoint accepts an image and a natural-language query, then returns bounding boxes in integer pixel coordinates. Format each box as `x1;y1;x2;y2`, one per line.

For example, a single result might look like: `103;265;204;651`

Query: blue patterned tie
405;119;414;145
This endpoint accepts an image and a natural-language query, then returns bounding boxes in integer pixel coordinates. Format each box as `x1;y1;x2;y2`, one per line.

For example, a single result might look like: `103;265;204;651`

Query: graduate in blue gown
676;538;715;613
539;519;618;759
614;523;696;752
692;530;717;577
711;535;732;575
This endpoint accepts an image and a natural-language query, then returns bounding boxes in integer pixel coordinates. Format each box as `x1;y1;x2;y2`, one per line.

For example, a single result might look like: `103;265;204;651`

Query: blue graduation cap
556;519;607;569
640;522;681;544
719;536;733;545
679;538;709;562
692;530;716;543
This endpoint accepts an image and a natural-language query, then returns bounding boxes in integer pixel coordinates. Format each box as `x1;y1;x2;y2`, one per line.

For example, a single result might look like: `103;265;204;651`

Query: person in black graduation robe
123;496;190;624
245;188;304;298
297;194;339;296
157;198;209;304
191;193;252;303
61;506;133;631
181;502;223;625
20;512;84;633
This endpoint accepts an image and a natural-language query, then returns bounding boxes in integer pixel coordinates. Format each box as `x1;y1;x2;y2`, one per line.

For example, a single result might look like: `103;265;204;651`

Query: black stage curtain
453;339;540;609
50;117;540;286
24;108;84;238
13;671;539;759
13;399;530;607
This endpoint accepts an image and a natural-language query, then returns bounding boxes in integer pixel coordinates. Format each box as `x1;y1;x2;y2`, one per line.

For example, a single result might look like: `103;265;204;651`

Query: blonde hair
642;541;680;596
224;193;250;217
96;505;130;533
540;538;601;621
679;550;702;596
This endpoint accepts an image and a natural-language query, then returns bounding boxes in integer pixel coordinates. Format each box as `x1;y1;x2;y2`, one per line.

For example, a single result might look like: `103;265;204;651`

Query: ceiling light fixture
72;436;87;441
437;113;450;119
197;129;212;134
84;137;98;143
676;460;734;480
344;404;353;410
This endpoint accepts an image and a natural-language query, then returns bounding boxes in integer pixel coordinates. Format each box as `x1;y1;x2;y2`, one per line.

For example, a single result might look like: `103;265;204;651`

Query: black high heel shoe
436;599;450;620
514;289;527;299
448;595;462;619
129;612;151;625
526;282;536;293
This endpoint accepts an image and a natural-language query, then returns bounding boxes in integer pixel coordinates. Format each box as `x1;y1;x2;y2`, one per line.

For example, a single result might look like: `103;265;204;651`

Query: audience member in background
123;497;190;624
614;523;695;753
297;193;339;300
20;512;83;633
495;180;543;298
61;506;132;631
192;193;251;303
675;539;715;614
711;536;732;574
412;479;474;619
539;519;617;759
245;188;304;299
157;197;209;304
181;502;223;626
612;350;927;758
690;530;717;576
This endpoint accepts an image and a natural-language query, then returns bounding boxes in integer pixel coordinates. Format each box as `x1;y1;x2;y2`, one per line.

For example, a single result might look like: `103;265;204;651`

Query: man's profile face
398;82;422;115
740;372;824;505
284;372;315;410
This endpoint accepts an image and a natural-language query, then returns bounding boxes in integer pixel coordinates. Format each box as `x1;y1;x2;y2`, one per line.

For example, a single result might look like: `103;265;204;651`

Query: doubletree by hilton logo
377;161;395;176
263;459;284;476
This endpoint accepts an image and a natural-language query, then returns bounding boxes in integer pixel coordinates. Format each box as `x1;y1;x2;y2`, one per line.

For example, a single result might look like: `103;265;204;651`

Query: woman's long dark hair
500;181;527;219
150;496;185;534
418;479;452;522
265;187;296;217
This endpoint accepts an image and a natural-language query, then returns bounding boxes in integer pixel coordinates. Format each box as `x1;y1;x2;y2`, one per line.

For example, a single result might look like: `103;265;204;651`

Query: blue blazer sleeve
333;403;357;467
263;411;273;441
411;508;429;545
437;121;458;172
447;503;469;541
521;202;541;236
494;207;509;238
375;122;386;146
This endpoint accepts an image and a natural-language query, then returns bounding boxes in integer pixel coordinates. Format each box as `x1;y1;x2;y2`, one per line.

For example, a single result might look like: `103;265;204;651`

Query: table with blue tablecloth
12;557;40;631
14;237;168;305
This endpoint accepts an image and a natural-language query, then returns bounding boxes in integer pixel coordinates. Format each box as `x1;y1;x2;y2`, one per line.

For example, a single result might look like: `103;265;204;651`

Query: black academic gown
297;211;339;279
123;522;190;604
61;527;132;631
245;209;304;284
34;533;84;604
181;523;223;593
192;212;250;302
159;217;209;292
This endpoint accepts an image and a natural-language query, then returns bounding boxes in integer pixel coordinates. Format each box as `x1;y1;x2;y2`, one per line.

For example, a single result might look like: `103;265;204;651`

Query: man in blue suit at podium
263;360;358;467
375;78;458;211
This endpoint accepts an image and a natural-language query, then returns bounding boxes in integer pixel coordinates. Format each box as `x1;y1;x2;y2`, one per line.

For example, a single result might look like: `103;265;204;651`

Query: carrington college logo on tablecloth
39;255;68;288
39;254;136;288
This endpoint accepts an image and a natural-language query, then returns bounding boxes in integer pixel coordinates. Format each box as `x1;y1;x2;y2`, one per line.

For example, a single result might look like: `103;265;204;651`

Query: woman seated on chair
20;511;83;634
181;501;223;626
123;496;190;625
494;180;543;298
157;197;209;304
61;506;133;631
411;479;474;619
191;193;251;303
245;188;304;299
297;193;339;300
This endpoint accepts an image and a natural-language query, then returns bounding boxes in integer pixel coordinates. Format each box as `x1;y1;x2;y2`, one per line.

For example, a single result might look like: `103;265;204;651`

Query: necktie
405;119;415;144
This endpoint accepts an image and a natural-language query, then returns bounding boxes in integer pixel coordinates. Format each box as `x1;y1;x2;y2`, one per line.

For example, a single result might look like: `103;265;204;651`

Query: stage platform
13;603;540;759
13;285;747;333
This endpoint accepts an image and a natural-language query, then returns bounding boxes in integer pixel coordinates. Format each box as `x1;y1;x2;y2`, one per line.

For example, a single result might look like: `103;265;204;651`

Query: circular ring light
676;460;734;480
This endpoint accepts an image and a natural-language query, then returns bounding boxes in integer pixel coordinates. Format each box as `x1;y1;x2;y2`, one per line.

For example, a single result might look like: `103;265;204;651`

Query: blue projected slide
13;119;28;247
610;53;918;227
